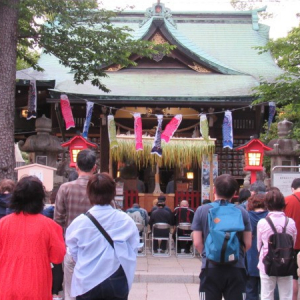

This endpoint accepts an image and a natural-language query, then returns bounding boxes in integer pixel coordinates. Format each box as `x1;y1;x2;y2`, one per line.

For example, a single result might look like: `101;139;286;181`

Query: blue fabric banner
82;101;94;138
222;110;233;149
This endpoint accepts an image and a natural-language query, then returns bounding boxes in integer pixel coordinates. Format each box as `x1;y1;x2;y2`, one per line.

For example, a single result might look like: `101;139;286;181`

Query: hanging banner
268;102;276;131
27;80;37;120
200;114;209;141
161;114;182;143
60;94;75;130
134;113;143;151
107;115;118;149
222;110;233;149
201;154;218;202
151;114;163;157
82;101;94;139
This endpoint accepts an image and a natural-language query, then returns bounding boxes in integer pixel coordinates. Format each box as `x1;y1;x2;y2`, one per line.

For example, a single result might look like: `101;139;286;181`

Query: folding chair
135;222;147;256
175;222;195;258
151;223;172;257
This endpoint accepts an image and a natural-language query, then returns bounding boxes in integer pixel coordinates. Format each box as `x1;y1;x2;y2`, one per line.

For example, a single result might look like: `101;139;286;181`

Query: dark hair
10;176;45;214
237;188;251;204
202;199;211;205
87;173;116;205
247;193;266;211
214;174;239;200
265;189;285;211
266;186;280;192
250;181;266;194
0;179;15;194
291;178;300;189
77;149;96;172
68;170;78;182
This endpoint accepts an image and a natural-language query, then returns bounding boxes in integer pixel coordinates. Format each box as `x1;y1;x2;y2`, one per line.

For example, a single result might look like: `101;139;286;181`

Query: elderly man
173;200;194;254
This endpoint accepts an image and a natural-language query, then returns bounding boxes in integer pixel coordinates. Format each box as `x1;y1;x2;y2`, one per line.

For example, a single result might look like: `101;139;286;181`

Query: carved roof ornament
151;32;169;45
106;64;122;72
188;62;212;73
140;2;177;28
150;32;169;62
152;52;165;62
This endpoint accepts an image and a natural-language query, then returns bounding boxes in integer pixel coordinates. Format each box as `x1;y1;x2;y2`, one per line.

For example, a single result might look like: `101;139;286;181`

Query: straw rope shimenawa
110;135;216;169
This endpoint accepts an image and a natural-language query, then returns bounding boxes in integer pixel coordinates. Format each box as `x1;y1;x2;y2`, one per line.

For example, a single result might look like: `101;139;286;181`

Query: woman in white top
257;188;297;300
66;172;139;300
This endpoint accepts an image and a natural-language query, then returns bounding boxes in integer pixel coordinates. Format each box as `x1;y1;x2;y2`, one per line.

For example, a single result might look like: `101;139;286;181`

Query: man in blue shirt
192;174;252;300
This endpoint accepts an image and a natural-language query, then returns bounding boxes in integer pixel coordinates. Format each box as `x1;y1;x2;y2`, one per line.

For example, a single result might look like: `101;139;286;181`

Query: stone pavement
128;251;201;300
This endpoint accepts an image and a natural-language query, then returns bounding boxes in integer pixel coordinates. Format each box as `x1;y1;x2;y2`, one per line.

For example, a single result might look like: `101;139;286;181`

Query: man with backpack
191;174;252;300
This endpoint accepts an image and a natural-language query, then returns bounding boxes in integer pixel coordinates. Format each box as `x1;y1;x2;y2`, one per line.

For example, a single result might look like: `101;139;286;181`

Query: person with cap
149;198;173;253
284;178;300;300
150;195;172;214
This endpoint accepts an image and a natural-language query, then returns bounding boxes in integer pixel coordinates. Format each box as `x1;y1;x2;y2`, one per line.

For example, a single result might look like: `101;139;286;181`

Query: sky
99;0;300;39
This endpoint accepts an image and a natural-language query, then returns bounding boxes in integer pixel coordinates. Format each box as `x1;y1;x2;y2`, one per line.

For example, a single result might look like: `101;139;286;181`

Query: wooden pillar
100;108;109;173
209;152;214;202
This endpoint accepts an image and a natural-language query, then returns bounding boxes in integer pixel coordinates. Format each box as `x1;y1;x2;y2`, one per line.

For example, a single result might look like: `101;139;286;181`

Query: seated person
173;200;194;254
149;200;173;253
126;203;148;230
151;195;172;214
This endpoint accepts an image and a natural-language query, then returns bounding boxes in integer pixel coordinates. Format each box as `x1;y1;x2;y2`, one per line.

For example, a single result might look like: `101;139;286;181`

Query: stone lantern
18;115;64;168
266;119;300;173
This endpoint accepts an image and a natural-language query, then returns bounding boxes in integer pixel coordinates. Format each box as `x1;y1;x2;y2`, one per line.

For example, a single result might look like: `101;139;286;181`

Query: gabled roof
135;16;242;75
61;135;97;148
16;2;283;101
235;138;273;151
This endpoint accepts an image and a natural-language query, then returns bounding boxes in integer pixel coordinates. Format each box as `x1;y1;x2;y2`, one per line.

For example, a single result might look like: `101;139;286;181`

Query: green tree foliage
17;0;173;91
0;0;173;179
254;26;300;140
230;0;273;19
16;45;39;70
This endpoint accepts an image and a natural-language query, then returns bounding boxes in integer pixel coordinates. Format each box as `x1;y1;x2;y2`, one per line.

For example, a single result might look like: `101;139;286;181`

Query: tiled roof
50;69;258;98
16;5;283;100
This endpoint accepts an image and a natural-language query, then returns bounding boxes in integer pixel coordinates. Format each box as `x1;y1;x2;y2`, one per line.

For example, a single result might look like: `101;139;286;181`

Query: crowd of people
192;175;300;300
1;149;300;300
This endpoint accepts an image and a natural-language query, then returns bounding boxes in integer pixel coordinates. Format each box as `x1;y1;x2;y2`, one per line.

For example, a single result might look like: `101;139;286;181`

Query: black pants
52;263;63;295
199;266;247;300
153;228;169;251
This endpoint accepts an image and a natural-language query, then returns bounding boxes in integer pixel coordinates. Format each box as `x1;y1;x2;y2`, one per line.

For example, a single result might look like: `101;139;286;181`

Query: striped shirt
54;175;92;230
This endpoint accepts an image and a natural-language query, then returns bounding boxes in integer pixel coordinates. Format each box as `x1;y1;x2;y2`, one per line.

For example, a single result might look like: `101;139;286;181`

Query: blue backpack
205;200;245;265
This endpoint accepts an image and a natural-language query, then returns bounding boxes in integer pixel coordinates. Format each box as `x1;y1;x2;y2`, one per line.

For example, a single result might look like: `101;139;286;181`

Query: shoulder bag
85;211;114;249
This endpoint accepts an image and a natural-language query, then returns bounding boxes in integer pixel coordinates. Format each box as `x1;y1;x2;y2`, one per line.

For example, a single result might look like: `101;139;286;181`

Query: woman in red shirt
0;176;66;300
